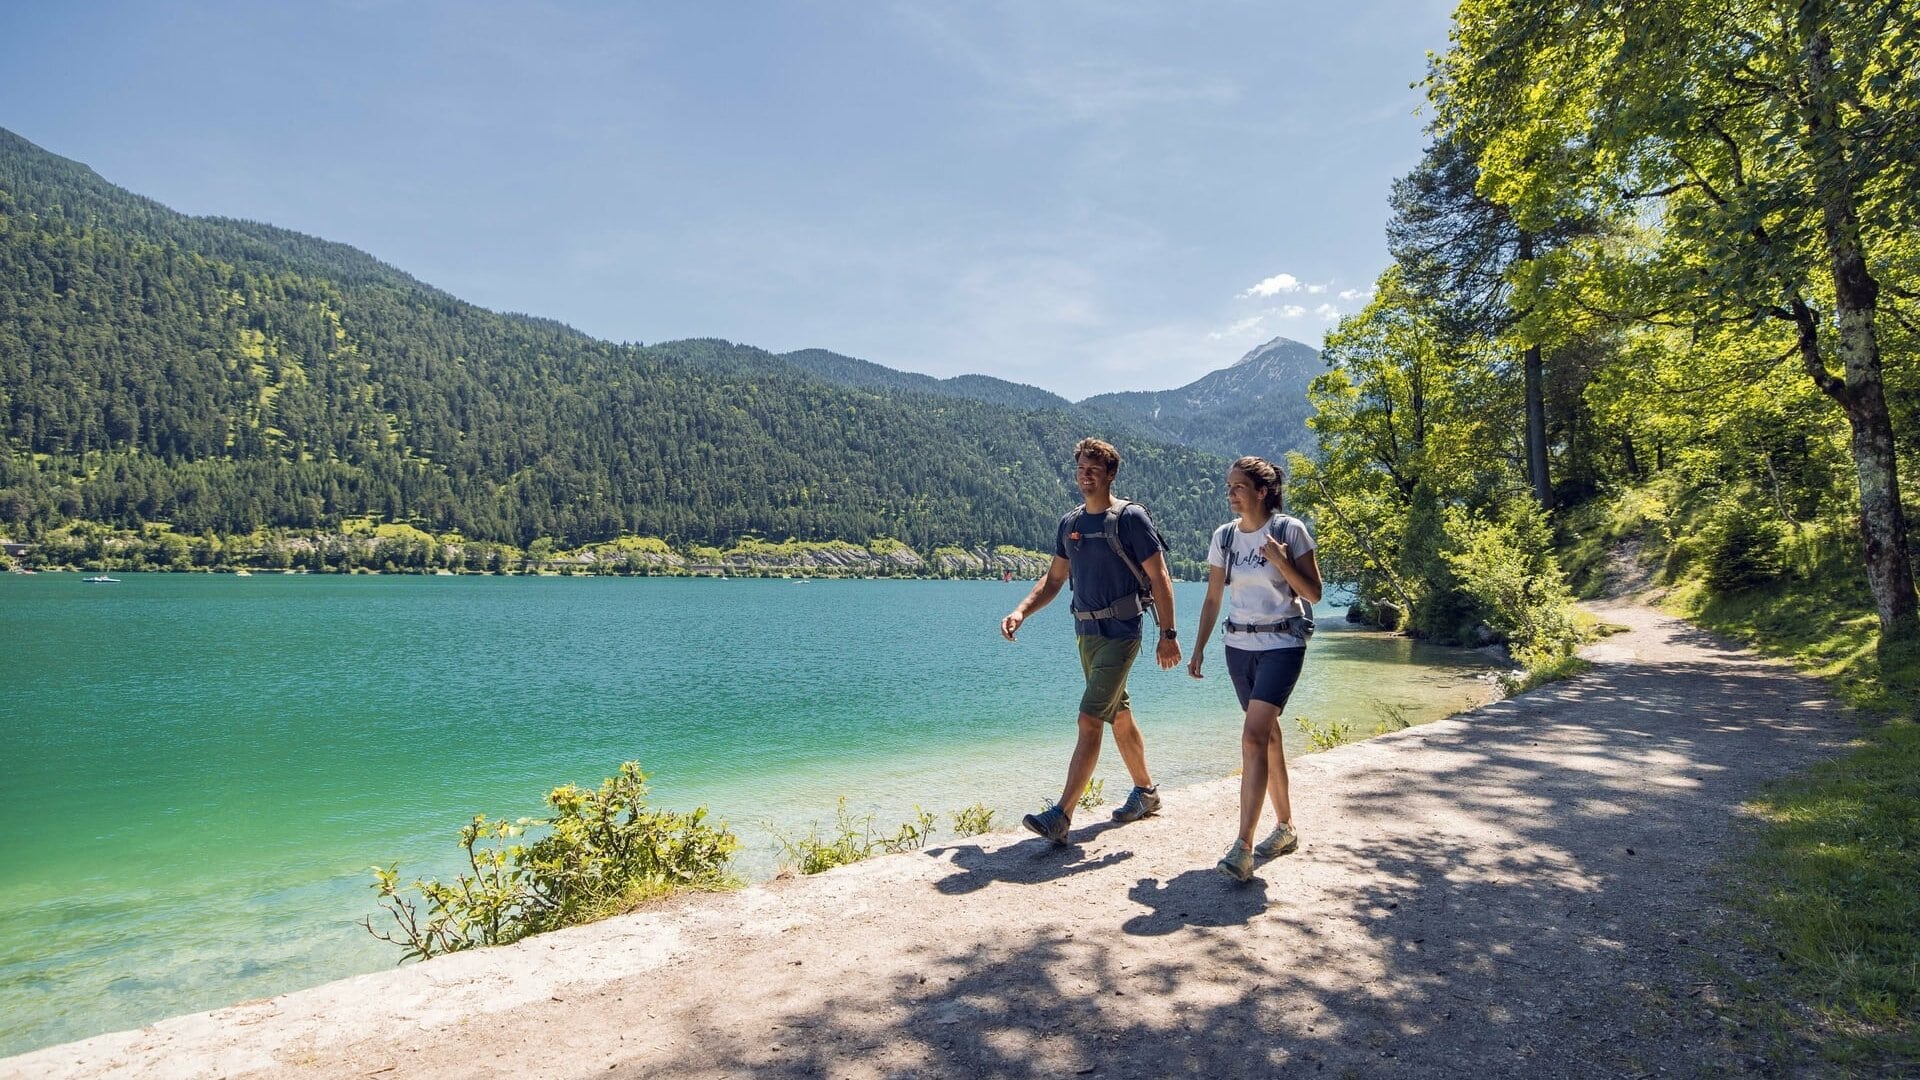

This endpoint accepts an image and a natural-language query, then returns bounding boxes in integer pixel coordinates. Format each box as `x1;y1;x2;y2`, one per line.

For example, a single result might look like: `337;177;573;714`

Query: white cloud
1241;272;1302;298
1209;315;1267;340
1276;304;1307;319
1306;283;1327;294
1337;286;1375;302
1315;303;1342;320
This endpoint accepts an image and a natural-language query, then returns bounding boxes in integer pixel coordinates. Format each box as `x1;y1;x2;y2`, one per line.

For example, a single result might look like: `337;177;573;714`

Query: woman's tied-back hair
1231;455;1284;515
1074;437;1121;477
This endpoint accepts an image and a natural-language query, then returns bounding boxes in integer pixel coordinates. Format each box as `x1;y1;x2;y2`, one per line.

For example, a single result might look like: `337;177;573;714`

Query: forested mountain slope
0;129;1226;557
1078;337;1324;465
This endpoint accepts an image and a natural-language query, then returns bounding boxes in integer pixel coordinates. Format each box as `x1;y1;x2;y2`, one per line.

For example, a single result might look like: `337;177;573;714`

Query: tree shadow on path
594;622;1854;1080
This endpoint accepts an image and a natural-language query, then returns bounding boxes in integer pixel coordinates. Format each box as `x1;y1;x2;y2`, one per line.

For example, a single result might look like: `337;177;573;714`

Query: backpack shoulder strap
1059;503;1088;552
1101;500;1152;593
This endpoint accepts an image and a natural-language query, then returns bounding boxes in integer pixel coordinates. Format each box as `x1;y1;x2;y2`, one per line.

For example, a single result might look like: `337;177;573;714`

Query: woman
1188;456;1322;882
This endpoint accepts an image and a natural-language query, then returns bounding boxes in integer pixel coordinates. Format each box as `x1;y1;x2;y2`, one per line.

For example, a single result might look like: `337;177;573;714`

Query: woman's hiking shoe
1254;822;1299;859
1022;805;1071;845
1110;785;1161;822
1216;839;1254;882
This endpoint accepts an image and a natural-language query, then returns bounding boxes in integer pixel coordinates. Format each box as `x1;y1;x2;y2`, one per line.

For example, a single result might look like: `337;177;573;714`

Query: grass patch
1499;654;1595;696
1664;536;1920;719
1723;723;1920;1071
776;798;937;875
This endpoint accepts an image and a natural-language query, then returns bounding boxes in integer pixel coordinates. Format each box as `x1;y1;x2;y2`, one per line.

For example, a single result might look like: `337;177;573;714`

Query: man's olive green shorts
1077;634;1142;723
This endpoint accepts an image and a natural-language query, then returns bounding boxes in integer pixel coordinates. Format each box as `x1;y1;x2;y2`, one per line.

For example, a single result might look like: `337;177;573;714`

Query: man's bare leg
1109;708;1155;790
1057;711;1106;814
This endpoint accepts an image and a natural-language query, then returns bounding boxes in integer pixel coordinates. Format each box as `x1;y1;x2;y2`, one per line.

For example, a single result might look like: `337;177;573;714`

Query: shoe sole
1255;837;1299;859
1110;804;1160;823
1216;858;1253;882
1022;814;1069;845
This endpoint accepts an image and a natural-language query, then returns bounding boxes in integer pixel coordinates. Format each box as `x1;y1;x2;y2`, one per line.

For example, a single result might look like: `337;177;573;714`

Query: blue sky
2;1;1455;397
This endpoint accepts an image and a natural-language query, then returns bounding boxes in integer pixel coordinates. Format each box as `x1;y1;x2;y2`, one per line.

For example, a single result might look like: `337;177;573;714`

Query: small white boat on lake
82;575;120;583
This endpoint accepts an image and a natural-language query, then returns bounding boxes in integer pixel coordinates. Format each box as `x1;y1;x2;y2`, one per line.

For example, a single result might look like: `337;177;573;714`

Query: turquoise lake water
0;573;1500;1055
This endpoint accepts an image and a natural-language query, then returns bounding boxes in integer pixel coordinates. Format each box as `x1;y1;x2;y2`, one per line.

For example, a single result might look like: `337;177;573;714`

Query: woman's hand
1187;652;1205;679
1263;537;1290;566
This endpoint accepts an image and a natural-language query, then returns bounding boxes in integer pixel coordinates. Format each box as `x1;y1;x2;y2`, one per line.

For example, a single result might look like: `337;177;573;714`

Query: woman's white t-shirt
1207;515;1316;651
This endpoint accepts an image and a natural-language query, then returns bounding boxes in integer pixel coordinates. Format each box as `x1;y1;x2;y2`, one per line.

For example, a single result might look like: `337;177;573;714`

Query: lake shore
1;597;1855;1079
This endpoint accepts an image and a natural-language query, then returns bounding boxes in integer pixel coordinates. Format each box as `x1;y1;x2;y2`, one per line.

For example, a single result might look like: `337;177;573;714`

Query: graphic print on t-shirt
1207;516;1316;651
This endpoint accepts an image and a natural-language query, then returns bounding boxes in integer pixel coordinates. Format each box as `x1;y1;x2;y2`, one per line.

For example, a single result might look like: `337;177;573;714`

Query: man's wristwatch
1161;627;1178;640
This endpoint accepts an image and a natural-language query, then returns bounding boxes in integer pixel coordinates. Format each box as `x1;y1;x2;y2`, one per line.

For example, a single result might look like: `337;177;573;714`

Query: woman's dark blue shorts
1225;645;1306;711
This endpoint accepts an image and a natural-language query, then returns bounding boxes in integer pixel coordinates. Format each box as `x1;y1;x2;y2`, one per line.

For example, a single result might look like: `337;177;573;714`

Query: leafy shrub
1703;500;1786;592
1442;505;1581;667
1077;778;1106;810
364;762;739;961
777;798;937;875
1296;716;1354;752
949;803;996;837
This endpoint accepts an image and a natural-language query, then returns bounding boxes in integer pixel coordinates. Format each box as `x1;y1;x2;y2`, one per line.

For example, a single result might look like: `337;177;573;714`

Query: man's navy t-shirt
1054;502;1165;640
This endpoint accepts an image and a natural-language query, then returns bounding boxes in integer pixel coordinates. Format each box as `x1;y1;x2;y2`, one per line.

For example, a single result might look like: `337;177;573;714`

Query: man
1001;438;1181;844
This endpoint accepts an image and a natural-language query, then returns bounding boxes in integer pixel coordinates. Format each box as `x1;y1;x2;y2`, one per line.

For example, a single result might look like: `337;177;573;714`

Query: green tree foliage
1432;0;1919;639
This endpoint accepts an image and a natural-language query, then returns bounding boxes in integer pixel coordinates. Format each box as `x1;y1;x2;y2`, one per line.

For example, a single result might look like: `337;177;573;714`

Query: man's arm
1002;556;1070;641
1141;551;1181;669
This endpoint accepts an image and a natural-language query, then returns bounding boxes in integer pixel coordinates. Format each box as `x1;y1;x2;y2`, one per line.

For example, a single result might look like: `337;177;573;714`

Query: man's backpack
1216;515;1316;640
1062;499;1160;622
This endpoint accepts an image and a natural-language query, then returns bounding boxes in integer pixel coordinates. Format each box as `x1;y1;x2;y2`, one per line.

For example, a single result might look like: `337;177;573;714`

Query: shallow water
0;573;1499;1054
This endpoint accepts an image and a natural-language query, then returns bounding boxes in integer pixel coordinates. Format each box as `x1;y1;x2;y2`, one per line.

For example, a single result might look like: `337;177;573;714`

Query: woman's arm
1188;564;1226;677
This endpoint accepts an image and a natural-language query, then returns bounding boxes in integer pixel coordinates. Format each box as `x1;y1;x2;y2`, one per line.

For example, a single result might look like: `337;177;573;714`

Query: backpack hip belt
1074;592;1151;621
1224;616;1315;638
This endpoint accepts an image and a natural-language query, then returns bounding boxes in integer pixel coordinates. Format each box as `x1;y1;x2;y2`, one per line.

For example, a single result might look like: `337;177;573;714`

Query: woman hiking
1187;456;1323;882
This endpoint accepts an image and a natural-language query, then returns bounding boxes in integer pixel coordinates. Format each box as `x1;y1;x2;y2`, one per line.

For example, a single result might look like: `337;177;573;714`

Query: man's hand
1001;610;1026;641
1187;652;1205;679
1155;636;1181;670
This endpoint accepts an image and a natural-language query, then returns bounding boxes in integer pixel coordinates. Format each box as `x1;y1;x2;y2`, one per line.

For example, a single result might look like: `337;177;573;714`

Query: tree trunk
1518;231;1552;510
1524;343;1551;509
1796;21;1920;638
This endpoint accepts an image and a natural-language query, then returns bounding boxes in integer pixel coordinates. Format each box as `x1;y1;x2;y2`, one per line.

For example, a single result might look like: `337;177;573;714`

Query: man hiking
1000;438;1181;844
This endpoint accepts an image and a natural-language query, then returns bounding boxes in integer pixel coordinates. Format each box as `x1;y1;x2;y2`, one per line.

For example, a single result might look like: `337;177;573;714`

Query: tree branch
1789;293;1847;402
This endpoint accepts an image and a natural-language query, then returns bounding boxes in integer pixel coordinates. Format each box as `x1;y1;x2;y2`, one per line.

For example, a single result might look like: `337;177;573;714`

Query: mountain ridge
0;128;1235;568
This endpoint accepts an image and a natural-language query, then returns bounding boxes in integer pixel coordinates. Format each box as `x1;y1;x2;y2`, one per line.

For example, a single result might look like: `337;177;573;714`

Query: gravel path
5;598;1856;1079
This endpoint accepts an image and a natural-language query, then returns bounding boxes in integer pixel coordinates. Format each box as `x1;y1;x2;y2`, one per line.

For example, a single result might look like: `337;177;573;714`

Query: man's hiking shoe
1255;822;1299;859
1022;805;1071;845
1216;839;1254;882
1110;785;1161;823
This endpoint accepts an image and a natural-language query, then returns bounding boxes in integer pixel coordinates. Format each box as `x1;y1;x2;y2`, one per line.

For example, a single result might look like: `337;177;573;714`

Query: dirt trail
5;599;1855;1079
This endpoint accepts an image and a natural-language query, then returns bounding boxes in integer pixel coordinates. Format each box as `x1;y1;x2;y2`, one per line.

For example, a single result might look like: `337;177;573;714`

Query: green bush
1442;504;1581;667
1703;500;1786;592
949;803;996;837
363;762;738;961
1296;716;1354;752
1077;778;1106;810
